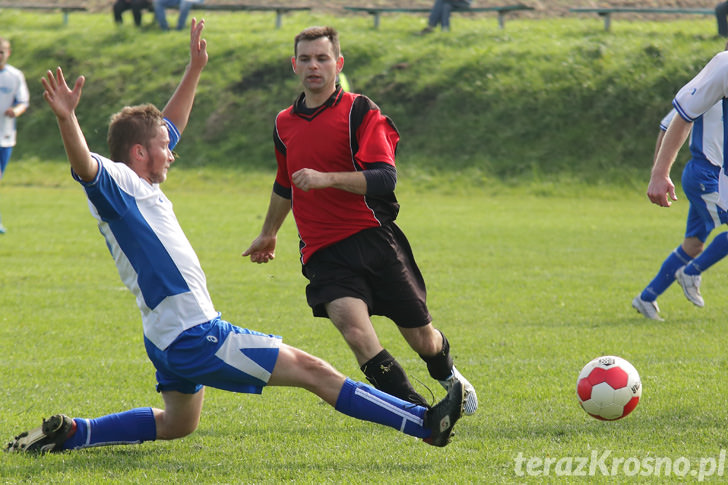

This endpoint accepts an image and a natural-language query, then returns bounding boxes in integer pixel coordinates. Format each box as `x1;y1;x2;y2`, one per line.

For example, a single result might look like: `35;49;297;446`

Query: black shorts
302;223;431;328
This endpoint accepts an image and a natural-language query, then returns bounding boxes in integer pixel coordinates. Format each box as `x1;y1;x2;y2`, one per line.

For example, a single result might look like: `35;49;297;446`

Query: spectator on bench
113;0;152;28
716;1;728;37
420;0;472;34
154;0;203;31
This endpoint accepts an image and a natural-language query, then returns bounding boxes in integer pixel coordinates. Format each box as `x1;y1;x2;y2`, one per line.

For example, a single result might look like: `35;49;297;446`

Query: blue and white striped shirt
73;120;218;350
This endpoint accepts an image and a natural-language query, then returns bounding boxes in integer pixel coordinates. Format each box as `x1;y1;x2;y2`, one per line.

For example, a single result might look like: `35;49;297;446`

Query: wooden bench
0;3;87;26
344;4;533;30
188;3;311;29
569;7;714;32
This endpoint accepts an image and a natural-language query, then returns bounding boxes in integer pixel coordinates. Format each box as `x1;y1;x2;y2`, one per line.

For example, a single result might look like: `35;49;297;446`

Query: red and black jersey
273;87;400;264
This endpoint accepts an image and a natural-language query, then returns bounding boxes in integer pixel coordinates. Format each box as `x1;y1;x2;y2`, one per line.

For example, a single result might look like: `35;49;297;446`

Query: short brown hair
107;104;164;163
294;26;340;58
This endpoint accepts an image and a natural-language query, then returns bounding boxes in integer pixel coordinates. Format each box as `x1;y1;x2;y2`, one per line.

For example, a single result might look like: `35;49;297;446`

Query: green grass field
2;6;728;484
1;162;727;483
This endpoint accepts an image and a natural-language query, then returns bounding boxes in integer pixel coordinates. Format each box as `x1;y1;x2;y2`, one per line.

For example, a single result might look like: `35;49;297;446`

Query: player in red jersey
244;26;477;416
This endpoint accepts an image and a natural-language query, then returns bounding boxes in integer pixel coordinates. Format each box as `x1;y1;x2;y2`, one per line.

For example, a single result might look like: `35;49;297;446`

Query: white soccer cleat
674;267;705;308
439;366;477;416
631;295;664;321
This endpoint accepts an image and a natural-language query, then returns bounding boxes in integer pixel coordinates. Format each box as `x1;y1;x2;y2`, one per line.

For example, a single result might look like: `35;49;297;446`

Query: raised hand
189;18;208;71
41;67;85;120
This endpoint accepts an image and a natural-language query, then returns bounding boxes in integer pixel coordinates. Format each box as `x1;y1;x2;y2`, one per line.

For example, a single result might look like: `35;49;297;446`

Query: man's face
140;124;174;184
0;42;10;70
292;37;343;95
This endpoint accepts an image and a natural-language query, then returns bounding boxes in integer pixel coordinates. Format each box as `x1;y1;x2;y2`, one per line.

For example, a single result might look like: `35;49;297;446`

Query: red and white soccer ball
576;355;641;421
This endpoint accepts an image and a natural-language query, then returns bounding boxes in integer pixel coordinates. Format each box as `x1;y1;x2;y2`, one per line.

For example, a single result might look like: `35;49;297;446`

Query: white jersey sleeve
673;51;728;122
659;109;676;131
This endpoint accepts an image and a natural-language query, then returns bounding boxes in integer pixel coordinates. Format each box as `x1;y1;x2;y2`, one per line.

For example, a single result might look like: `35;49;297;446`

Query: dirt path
6;0;725;19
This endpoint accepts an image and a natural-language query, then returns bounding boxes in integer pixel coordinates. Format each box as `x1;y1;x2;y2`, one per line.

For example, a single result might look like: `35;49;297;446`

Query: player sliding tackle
5;18;464;454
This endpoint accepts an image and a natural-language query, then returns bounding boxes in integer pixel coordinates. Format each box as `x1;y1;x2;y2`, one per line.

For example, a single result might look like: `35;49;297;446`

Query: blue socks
57;382;432;449
335;378;430;439
62;407;156;450
641;245;692;301
684;232;728;275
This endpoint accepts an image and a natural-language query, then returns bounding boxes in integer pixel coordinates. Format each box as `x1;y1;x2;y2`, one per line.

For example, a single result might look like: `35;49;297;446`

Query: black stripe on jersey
273;180;292;199
273;124;286;156
349;96;400;171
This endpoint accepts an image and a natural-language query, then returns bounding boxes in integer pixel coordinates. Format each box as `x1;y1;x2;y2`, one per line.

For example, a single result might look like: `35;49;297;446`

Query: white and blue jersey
73;119;281;395
0;63;28;148
672;51;728;210
661;105;723;168
73;121;217;351
666;84;728;239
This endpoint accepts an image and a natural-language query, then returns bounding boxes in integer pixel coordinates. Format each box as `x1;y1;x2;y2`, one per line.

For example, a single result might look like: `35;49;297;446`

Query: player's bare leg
326;297;429;407
155;388;205;439
267;343;465;447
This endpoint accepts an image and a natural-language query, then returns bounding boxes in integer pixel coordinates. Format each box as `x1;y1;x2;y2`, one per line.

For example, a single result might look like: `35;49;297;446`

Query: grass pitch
1;162;727;483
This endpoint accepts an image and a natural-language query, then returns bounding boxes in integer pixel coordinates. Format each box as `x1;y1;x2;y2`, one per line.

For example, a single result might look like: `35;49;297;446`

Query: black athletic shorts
301;222;432;328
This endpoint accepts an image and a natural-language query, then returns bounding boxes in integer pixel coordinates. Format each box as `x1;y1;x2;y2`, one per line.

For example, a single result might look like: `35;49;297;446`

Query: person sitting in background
113;0;152;28
153;0;202;31
716;2;728;37
420;0;472;34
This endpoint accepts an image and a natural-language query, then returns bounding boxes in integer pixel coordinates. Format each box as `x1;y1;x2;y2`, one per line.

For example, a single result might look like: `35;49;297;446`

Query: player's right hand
646;175;677;207
242;235;277;264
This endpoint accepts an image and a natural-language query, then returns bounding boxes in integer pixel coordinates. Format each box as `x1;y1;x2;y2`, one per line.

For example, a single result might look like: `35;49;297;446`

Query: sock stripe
82;418;92;447
674;247;692;265
353;386;424;431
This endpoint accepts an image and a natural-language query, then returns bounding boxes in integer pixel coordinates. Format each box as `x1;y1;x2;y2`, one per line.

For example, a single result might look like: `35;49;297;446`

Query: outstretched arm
242;191;291;263
162;17;208;133
647;115;692;207
41;67;98;182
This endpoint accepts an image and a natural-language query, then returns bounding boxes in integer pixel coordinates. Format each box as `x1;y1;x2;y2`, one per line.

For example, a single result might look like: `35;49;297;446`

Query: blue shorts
682;158;728;242
144;317;282;395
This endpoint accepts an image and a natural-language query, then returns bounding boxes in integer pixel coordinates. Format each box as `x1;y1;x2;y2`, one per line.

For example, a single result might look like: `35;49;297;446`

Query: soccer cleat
674;267;705;308
439;366;478;415
423;378;464;447
631;295;664;321
0;223;6;234
5;414;75;453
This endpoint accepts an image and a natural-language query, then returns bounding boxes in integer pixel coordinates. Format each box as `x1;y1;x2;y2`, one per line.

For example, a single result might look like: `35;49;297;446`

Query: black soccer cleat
5;414;76;453
423;378;464;447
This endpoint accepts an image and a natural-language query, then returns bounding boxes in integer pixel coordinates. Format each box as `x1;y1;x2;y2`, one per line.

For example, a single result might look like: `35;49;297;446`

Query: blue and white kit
660;104;728;240
672;50;728;210
73;119;281;395
0;63;28;149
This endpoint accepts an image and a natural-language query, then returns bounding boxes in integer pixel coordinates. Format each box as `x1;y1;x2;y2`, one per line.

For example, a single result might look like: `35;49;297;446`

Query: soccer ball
576;355;641;421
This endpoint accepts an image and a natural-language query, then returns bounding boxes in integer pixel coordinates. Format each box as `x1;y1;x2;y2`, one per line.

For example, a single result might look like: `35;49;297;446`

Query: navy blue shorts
302;223;431;328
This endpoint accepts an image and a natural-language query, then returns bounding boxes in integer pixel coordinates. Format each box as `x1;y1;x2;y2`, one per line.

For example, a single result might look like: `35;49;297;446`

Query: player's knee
156;414;200;440
682;237;704;257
